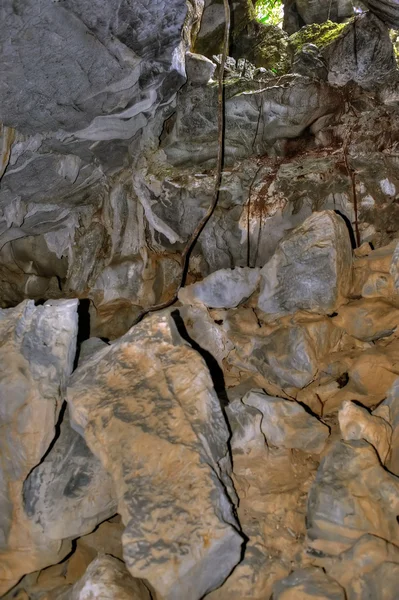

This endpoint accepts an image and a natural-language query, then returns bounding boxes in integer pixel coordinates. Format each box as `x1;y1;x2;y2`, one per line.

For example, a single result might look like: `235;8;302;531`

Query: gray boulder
23;411;117;541
307;440;399;554
258;211;352;317
58;555;151;600
325;12;397;88
178;267;261;308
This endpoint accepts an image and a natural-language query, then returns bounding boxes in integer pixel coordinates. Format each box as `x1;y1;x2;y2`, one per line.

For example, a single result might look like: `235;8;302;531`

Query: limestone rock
59;555;151;600
375;377;399;475
325;13;397;88
244;390;329;453
258;211;352;317
272;567;345;599
0;299;78;595
185;52;216;85
67;311;243;600
23;410;117;541
338;400;392;463
321;534;399;600
362;0;399;29
307;440;399;555
178;267;260;308
332;298;399;341
242;317;341;392
163;77;341;167
177;305;234;369
211;397;318;599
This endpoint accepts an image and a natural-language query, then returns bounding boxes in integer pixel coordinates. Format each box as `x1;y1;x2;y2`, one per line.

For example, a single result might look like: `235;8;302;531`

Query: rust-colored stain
0;125;15;180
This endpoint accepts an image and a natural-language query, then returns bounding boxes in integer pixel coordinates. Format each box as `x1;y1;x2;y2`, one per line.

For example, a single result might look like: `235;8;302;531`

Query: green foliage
255;0;284;26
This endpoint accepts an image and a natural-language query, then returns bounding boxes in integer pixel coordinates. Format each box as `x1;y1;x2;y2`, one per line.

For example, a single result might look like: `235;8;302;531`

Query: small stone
258;211;352;317
244;390;329;454
272;567;345;600
338;400;392;463
178;267;261;309
245;317;341;392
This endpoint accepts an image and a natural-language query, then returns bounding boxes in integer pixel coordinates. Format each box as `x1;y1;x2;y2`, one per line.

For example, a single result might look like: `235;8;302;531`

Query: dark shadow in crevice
34;298;46;306
73;299;91;370
334;209;357;249
171;309;229;408
336;372;349;388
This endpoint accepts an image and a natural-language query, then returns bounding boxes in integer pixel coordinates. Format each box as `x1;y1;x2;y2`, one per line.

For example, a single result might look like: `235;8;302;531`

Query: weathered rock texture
67;311;242;600
258;211;352;316
23;411;117;541
307;440;399;554
0;299;78;595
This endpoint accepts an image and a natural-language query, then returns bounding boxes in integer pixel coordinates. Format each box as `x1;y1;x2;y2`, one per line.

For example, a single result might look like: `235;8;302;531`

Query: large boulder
325;12;397;88
0;299;78;595
67;311;243;600
258;211;352;317
56;555;151;600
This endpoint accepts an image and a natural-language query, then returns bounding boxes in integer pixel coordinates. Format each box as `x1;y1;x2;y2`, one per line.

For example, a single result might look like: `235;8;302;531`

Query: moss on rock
289;20;349;54
194;0;290;74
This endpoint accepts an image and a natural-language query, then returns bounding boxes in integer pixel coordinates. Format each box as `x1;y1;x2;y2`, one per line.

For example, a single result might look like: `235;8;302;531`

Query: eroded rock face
67;311;243;600
362;0;399;29
258;211;352;317
325;13;396;88
0;299;78;595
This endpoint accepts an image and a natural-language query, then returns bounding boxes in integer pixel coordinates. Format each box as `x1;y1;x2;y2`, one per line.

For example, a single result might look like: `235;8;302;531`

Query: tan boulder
67;311;243;600
338;400;392;463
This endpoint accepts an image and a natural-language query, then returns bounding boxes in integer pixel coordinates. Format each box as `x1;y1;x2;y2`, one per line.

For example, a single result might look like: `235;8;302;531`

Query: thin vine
131;0;231;327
